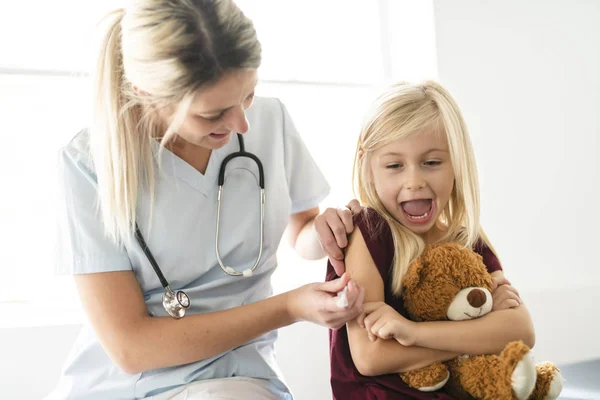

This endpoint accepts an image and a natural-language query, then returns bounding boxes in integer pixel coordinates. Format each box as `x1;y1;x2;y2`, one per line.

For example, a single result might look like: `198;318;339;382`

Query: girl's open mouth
400;199;434;224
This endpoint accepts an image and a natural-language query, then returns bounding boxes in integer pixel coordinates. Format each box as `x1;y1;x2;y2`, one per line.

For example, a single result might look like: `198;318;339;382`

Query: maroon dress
325;208;502;400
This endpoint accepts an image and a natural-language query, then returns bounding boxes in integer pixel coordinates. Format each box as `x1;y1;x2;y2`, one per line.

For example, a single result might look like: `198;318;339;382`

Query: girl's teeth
407;211;429;220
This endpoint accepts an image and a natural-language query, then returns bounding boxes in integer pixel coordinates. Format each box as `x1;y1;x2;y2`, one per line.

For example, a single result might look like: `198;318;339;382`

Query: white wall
2;1;599;399
434;0;600;364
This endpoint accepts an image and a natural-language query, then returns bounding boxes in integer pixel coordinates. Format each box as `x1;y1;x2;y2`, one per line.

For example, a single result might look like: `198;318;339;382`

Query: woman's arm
345;227;460;376
286;206;327;260
288;201;362;272
75;269;363;375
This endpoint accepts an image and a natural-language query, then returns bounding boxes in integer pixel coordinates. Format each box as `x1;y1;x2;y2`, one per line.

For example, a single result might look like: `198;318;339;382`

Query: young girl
326;81;533;399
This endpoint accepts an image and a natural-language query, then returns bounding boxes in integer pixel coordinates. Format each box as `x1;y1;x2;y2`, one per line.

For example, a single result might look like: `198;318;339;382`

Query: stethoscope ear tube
217;135;265;189
135;224;170;288
135;224;191;318
133;133;263;318
215;134;265;277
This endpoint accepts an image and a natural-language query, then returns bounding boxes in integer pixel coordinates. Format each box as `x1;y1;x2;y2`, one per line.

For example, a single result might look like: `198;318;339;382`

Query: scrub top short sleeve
279;100;330;214
55;134;132;275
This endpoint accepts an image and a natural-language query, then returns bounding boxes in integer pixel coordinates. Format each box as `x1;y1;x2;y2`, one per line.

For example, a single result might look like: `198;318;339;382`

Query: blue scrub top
47;97;330;399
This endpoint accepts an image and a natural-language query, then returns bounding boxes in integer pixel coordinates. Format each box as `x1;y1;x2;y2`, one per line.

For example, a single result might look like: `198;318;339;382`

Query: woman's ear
132;85;151;97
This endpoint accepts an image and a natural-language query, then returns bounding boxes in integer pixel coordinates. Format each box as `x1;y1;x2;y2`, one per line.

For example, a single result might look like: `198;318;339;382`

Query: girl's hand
314;199;362;276
357;301;418;346
491;275;522;311
287;273;365;329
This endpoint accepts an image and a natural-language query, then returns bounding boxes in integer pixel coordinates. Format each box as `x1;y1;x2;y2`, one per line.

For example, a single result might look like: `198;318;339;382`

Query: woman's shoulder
58;129;98;181
246;96;285;123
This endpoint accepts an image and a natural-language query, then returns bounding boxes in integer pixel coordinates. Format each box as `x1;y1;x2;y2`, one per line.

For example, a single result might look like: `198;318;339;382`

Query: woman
47;1;362;399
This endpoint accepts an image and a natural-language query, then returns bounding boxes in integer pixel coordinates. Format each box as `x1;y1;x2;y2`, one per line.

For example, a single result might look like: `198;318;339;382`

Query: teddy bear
398;242;564;400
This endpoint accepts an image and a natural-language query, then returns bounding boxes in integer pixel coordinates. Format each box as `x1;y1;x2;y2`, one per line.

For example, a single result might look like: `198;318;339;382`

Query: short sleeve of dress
353;209;396;280
55;132;132;275
473;240;503;274
280;100;330;214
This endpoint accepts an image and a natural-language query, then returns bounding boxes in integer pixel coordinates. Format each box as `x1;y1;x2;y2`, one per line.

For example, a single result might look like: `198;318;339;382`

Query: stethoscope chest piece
162;286;190;319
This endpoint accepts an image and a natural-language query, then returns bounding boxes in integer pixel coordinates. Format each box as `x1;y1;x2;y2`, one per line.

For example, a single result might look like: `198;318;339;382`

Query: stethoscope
134;133;265;318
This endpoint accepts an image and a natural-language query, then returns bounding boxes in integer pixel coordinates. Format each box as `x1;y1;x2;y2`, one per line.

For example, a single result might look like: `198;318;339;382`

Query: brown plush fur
447;341;531;400
400;361;449;389
529;363;561;400
402;243;493;322
398;243;561;400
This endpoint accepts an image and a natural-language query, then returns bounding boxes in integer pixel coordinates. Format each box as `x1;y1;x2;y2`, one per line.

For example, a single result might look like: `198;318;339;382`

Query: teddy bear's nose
467;288;487;308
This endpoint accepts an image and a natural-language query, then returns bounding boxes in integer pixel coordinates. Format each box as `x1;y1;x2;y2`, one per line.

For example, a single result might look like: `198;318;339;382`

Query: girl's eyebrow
380;148;448;157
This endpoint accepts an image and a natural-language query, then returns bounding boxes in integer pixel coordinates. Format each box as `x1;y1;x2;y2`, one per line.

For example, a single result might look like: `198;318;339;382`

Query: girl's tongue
401;199;432;216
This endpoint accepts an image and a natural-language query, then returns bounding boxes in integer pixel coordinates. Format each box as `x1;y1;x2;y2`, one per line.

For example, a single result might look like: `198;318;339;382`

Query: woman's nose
224;105;249;134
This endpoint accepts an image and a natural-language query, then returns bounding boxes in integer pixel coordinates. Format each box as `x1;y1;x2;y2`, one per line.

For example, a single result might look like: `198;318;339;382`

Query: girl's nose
404;167;426;191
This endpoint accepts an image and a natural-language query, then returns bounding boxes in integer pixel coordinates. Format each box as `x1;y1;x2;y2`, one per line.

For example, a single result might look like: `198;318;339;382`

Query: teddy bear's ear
403;258;428;292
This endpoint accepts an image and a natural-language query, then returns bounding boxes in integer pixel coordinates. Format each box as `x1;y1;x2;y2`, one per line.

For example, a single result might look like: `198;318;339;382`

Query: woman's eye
201;114;223;122
244;92;255;107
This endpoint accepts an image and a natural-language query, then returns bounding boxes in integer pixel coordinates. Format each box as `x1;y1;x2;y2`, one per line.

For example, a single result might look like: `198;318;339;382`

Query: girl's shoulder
353;207;396;275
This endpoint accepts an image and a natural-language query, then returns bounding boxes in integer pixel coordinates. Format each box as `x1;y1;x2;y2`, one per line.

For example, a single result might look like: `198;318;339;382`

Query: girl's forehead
374;126;449;156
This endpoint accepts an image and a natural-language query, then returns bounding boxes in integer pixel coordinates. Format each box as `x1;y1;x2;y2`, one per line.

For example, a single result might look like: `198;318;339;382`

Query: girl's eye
424;160;442;167
386;163;402;169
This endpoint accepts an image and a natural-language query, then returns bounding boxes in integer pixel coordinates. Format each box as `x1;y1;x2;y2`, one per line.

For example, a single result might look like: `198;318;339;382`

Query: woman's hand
286;273;365;329
358;301;418;346
314;199;362;276
491;275;522;311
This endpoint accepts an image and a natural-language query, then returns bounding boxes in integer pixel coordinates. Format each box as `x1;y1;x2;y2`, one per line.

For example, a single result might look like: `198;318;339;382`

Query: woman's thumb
320;273;350;293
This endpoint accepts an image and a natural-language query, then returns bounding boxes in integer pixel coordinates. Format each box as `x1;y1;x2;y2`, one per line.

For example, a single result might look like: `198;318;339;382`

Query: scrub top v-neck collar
155;136;236;196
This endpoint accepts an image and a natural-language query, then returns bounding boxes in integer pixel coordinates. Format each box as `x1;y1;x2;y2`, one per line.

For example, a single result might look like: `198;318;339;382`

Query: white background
0;0;597;399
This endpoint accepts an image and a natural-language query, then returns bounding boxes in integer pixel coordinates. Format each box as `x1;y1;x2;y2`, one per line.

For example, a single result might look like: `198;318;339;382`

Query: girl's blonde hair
90;0;261;245
353;81;497;295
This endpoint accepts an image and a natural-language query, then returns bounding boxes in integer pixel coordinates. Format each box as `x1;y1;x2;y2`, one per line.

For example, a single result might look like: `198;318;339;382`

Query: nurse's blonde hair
352;81;497;295
89;0;261;245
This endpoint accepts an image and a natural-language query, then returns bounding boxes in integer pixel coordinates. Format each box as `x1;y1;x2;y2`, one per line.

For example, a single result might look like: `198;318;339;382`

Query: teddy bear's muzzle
446;287;493;321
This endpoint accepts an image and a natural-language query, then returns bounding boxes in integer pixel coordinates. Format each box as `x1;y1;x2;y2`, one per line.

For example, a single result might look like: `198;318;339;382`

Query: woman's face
162;68;258;150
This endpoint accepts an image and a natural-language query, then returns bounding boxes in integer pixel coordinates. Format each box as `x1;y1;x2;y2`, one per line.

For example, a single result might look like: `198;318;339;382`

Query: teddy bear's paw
546;369;564;400
400;363;450;392
530;362;564;400
417;372;450;392
511;350;537;400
